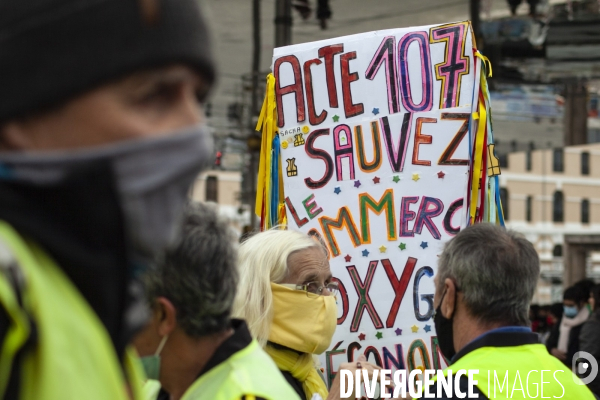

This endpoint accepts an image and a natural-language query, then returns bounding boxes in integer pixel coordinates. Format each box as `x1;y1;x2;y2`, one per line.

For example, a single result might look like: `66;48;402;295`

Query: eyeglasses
280;281;339;298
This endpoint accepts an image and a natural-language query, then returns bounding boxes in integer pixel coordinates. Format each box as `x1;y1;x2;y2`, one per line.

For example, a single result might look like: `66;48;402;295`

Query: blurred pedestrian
550;285;590;364
425;223;595;399
576;279;596;311
134;203;299;400
0;1;215;398
549;302;564;325
527;0;541;16
537;305;550;332
529;304;541;332
507;0;522;15
545;302;565;348
579;284;600;397
537;304;552;343
233;229;384;400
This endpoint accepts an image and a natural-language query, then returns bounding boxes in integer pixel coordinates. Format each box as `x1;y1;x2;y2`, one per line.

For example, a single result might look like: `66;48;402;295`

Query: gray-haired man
133;203;300;400
425;223;595;399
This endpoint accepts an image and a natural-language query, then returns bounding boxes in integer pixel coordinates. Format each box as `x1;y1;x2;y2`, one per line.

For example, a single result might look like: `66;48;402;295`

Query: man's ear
155;297;177;337
442;278;457;319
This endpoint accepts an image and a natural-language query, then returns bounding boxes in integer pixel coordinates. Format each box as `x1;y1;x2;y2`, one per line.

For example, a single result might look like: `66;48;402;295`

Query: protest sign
255;21;502;388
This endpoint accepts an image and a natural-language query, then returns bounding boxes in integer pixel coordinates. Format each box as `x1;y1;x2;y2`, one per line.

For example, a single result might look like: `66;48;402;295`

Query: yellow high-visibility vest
145;339;301;400
0;220;143;400
423;342;595;399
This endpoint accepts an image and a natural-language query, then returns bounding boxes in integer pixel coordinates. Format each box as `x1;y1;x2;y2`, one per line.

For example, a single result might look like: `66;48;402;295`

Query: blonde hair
232;229;326;347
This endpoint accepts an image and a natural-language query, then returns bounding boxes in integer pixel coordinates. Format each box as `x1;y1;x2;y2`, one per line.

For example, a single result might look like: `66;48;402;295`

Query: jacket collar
452;327;539;364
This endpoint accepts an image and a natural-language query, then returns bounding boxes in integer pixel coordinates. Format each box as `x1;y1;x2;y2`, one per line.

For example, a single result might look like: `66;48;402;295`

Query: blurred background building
193;0;600;294
502;144;600;303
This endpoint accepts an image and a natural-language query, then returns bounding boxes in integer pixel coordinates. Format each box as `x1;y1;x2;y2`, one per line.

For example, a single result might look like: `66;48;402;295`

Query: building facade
501;143;600;303
190;170;250;235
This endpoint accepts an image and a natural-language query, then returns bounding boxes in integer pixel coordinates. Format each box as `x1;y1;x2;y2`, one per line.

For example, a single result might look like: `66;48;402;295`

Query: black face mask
433;290;456;362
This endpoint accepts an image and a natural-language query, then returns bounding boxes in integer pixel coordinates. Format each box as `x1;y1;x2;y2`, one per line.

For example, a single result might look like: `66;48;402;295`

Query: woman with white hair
233;229;382;400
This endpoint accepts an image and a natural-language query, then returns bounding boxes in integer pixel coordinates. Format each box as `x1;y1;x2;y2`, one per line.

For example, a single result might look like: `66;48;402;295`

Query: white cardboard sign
273;21;477;385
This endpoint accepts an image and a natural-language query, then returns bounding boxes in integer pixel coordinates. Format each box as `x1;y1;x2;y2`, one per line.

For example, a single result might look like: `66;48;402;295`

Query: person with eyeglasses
233;229;382;400
133;204;300;400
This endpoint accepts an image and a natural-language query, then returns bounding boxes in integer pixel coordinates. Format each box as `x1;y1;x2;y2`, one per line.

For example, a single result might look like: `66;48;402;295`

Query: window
581;152;590;175
553;191;564;222
526;196;532;222
582;198;590;224
552;245;563;258
205;176;218;202
500;188;509;221
499;154;508;168
553;149;564;172
526;151;532;171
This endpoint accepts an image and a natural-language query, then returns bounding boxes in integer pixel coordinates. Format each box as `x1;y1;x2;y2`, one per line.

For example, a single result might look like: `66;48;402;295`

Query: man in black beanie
0;1;216;399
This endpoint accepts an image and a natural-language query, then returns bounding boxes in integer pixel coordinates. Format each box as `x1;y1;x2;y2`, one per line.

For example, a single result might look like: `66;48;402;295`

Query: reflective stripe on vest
181;340;301;400
0;221;142;400
425;343;595;399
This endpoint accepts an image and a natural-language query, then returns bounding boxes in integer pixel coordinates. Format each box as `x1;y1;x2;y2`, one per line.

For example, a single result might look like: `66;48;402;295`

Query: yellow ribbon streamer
469;98;487;224
278;202;287;229
474;51;493;78
255;74;278;228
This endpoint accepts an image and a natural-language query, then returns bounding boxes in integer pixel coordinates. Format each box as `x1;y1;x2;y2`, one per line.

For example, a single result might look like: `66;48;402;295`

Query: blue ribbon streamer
494;175;505;227
270;134;281;227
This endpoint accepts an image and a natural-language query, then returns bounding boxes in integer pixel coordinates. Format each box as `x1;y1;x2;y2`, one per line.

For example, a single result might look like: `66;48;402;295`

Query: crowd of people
132;203;599;400
0;1;598;399
529;280;600;396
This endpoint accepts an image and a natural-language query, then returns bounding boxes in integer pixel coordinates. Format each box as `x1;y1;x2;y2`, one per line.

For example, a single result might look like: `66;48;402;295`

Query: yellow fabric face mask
269;282;337;355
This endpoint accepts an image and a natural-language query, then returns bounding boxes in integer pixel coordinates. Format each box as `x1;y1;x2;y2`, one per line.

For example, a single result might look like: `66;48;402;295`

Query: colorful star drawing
373;176;380;184
392;175;400;183
395;328;403;336
437;171;446;179
379;245;387;253
420;241;428;249
412;173;420;182
424;325;432;333
398;243;407;250
354;180;361;188
332;115;340;122
358;333;366;341
375;332;383;339
344;254;352;263
334;187;341;195
362;249;370;257
372;107;380;115
411;325;419;333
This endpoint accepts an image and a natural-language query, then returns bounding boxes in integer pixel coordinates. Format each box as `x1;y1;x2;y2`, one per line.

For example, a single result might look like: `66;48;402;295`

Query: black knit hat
0;0;216;121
